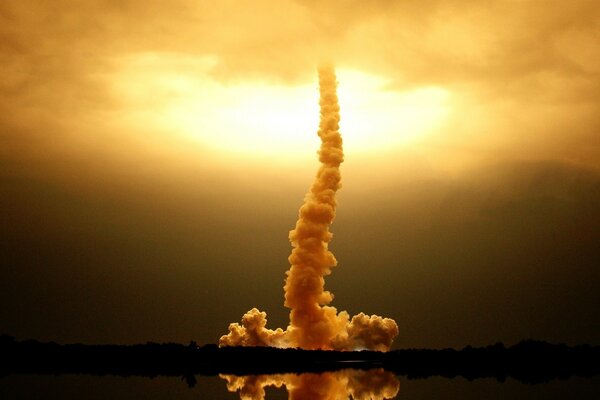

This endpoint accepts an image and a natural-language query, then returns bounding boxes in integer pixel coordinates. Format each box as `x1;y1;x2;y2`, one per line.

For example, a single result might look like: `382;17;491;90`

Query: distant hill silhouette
1;335;598;385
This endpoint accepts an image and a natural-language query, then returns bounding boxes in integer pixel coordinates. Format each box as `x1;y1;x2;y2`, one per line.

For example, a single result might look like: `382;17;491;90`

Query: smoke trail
219;66;398;351
284;65;347;349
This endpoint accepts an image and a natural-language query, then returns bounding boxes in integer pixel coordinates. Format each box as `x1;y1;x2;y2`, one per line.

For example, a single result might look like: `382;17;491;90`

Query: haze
1;0;599;349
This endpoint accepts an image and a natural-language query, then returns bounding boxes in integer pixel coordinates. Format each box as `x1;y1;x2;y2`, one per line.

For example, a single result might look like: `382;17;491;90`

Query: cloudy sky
1;0;599;348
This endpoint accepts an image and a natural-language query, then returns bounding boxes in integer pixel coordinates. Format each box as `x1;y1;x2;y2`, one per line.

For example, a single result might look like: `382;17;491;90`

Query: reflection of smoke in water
219;66;398;351
221;369;400;400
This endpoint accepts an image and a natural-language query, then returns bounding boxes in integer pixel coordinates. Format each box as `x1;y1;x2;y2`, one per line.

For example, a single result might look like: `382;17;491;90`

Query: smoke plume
219;66;398;351
221;369;400;400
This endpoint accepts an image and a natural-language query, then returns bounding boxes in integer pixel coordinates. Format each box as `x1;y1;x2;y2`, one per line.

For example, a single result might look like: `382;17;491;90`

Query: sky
1;0;599;349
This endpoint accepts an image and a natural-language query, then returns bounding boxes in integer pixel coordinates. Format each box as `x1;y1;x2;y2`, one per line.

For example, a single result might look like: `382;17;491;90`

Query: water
1;370;598;399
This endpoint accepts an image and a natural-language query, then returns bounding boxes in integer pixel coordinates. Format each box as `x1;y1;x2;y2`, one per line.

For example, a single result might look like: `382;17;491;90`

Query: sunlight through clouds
110;53;451;160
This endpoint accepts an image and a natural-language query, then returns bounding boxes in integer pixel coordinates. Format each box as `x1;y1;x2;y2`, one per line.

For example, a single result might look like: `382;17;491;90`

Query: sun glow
112;54;451;161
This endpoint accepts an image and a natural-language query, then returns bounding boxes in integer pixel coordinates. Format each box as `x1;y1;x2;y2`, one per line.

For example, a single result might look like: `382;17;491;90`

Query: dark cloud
333;160;600;347
2;148;598;347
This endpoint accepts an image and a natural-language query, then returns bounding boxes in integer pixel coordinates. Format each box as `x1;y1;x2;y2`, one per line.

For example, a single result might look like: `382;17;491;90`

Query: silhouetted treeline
383;340;599;384
1;335;598;384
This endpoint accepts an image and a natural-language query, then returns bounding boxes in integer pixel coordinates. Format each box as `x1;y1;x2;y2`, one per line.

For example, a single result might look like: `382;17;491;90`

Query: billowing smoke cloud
221;369;400;400
220;66;398;351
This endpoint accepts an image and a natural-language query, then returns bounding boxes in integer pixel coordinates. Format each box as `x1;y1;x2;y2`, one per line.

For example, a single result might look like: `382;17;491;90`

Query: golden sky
2;0;598;171
1;1;599;348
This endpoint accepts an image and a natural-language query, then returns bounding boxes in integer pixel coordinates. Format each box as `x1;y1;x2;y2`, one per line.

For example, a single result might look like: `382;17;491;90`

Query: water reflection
221;368;399;400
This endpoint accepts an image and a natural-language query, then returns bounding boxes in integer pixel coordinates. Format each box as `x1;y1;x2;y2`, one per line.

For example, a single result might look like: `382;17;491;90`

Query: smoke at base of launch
219;66;398;351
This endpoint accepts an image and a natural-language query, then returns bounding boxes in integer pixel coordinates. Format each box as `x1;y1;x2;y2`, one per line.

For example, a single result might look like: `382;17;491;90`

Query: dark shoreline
1;335;598;384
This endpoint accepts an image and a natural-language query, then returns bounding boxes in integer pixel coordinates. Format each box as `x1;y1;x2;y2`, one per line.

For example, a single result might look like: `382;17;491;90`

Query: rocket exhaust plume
220;66;398;351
